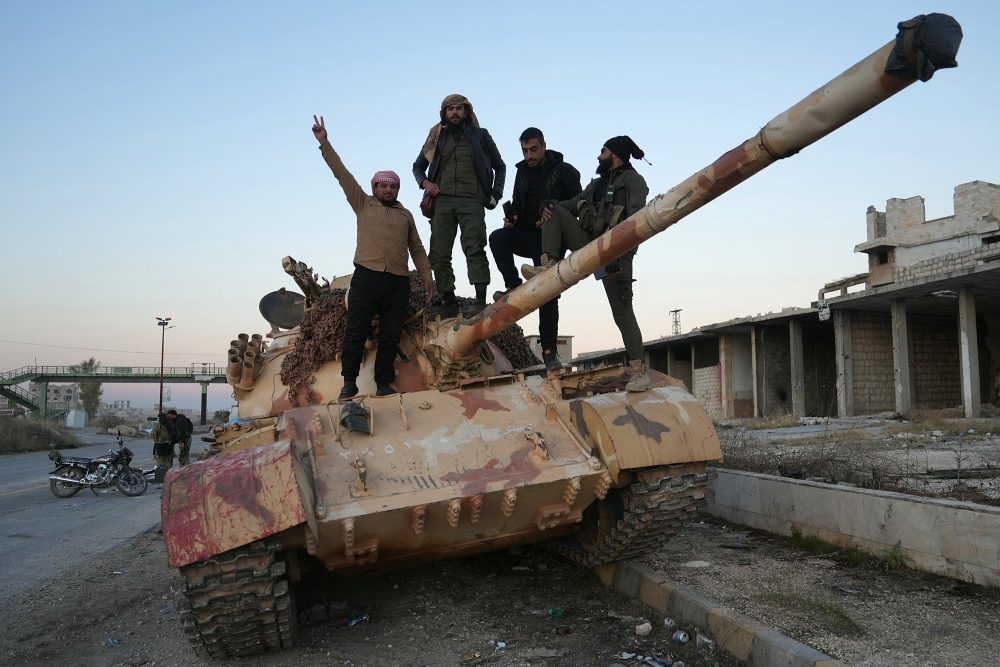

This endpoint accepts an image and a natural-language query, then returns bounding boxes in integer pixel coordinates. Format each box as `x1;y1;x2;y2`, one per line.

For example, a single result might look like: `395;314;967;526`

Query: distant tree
70;357;103;422
213;409;231;424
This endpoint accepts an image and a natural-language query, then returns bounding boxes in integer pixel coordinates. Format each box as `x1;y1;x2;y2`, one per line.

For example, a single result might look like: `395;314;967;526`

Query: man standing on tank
413;94;505;315
489;127;581;370
522;135;652;391
312;115;435;400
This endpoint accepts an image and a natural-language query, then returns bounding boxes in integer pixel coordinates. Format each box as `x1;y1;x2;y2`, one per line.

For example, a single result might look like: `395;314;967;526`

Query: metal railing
0;364;227;384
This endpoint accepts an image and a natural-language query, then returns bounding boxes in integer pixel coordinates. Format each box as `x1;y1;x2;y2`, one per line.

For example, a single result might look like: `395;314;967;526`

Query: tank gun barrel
435;14;961;362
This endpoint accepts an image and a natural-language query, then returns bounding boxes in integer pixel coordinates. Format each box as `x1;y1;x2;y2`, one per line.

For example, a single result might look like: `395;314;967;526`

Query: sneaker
339;381;359;400
625;360;652;392
376;384;397;396
543;349;564;372
521;256;555;280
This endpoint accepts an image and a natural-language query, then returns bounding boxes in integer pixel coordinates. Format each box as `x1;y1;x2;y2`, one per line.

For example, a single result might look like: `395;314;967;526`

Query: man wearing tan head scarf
412;94;505;316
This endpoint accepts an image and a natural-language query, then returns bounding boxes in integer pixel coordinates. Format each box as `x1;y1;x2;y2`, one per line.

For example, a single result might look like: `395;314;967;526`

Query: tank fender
161;440;309;567
569;386;722;481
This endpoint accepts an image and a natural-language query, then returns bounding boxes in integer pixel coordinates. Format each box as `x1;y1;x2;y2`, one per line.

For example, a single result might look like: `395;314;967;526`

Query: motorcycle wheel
50;465;84;498
116;468;148;497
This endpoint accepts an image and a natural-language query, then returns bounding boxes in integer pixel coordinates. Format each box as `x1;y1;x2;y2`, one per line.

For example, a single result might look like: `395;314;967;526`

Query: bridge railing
1;364;227;383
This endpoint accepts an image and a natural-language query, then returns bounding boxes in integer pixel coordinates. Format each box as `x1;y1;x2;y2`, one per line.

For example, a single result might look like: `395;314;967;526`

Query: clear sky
2;1;997;412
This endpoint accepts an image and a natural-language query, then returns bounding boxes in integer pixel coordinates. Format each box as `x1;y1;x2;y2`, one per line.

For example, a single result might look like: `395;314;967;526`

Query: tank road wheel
550;462;708;567
49;465;84;498
178;538;296;659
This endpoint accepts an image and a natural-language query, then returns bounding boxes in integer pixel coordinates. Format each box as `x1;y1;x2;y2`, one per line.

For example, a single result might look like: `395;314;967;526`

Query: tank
162;14;960;659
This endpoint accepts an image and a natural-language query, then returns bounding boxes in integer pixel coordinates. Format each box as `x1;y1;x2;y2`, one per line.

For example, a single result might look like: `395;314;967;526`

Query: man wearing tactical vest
413;94;505;315
522;135;651;391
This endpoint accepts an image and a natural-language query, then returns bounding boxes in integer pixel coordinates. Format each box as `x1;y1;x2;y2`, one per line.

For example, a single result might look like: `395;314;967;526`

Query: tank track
550;462;708;566
178;538;295;659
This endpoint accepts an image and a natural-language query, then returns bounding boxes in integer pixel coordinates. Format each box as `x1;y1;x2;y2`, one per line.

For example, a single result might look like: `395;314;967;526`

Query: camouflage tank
161;14;960;659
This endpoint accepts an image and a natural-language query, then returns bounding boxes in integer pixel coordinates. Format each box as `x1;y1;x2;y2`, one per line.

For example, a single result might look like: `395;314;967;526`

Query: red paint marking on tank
271;390;296;414
707;144;756;193
162;464;213;566
440;445;544;495
455;387;511;419
394;358;428;393
212;454;276;526
598;218;644;262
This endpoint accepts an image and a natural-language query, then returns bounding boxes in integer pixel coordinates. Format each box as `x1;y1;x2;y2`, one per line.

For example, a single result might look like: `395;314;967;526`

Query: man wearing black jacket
489;127;581;369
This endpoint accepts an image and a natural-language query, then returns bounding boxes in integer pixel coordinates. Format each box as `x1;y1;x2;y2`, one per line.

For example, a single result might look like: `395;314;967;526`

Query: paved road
0;433;163;598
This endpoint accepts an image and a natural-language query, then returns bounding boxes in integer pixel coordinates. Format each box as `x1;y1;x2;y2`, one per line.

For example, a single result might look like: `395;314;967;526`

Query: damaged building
575;180;1000;419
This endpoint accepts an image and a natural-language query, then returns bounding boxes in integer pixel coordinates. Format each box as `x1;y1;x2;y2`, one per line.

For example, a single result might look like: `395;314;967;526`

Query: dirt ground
5;517;999;667
6;419;1000;666
0;527;731;667
643;518;1000;667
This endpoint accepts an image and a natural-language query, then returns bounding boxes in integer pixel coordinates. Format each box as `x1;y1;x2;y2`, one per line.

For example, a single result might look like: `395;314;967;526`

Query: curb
594;561;846;667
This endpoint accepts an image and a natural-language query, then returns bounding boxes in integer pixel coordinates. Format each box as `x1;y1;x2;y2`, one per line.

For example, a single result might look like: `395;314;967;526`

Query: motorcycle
48;430;148;498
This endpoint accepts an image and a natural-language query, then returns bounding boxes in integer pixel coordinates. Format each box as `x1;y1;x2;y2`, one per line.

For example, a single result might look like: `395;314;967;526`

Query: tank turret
161;14;961;659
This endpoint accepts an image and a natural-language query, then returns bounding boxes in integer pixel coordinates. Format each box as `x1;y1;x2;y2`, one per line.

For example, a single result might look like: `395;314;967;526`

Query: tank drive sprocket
178;538;295;658
550;462;708;566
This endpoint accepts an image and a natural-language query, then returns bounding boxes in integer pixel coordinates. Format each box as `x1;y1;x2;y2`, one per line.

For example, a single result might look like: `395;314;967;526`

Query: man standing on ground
168;409;193;465
312;115;434;400
489;127;581;370
150;412;174;481
413;94;505;315
523;135;651;391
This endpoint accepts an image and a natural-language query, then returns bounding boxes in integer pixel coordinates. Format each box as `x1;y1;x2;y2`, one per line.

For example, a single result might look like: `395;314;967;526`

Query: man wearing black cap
522;135;651;391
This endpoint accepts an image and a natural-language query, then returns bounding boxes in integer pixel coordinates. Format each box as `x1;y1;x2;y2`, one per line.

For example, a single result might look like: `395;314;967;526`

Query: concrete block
664;582;716;629
592;563;615;588
749;629;840;667
611;562;645;597
707;469;1000;586
708;607;768;662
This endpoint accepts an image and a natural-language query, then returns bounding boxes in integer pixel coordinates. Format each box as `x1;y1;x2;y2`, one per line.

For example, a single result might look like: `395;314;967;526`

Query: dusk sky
2;1;997;412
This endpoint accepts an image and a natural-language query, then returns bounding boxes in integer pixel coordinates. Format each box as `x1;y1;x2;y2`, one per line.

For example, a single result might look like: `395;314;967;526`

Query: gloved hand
486;196;499;210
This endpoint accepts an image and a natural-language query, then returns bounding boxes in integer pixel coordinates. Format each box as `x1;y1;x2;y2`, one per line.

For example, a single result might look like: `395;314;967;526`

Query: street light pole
156;316;172;413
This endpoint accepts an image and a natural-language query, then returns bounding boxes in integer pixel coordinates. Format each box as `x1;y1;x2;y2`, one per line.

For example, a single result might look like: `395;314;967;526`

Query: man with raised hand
312;115;434;399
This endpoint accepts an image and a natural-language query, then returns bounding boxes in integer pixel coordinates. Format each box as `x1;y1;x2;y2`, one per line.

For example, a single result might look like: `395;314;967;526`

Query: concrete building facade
575;181;1000;420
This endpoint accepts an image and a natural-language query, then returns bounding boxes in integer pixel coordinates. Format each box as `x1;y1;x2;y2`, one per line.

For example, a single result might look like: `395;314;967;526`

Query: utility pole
156;316;172;412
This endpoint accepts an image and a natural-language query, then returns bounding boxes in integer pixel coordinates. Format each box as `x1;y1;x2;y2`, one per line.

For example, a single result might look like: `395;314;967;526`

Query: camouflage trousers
178;437;192;466
429;195;491;295
153;442;174;481
541;206;644;360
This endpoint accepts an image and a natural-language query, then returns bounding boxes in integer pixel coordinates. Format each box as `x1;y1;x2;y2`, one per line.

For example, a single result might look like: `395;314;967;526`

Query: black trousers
488;226;559;352
341;265;410;385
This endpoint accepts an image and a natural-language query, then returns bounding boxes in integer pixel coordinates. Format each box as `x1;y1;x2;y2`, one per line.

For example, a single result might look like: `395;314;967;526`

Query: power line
0;338;218;357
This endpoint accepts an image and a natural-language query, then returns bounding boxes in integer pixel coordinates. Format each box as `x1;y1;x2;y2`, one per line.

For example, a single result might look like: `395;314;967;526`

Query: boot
521;254;555;280
438;291;459;318
473;283;488;311
339;380;359;400
625;359;652;392
493;283;520;302
376;384;396;397
543;348;565;372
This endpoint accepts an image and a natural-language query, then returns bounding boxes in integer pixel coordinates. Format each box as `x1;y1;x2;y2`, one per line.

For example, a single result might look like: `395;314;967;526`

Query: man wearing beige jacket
312;115;434;399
